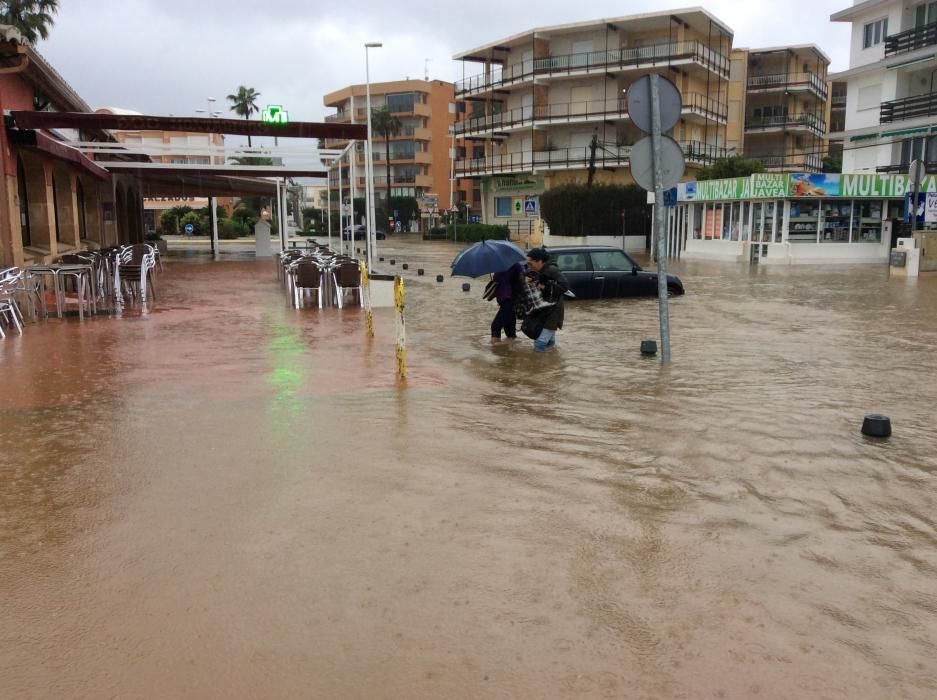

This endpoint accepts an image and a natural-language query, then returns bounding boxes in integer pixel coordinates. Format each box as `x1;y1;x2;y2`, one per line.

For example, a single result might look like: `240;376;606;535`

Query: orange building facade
0;31;147;268
323;79;474;225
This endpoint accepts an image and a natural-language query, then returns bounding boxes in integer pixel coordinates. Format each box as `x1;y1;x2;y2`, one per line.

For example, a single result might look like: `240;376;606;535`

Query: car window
591;250;634;271
554;252;590;272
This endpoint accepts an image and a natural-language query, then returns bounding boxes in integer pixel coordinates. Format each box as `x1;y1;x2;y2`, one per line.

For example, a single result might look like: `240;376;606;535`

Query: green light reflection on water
266;320;308;424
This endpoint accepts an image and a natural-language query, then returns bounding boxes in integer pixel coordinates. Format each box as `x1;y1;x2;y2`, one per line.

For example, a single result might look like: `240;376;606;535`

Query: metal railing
880;92;937;123
454;141;724;175
747;72;828;98
325;112;349;123
751;153;823;171
453;93;727;136
877;160;937;173
885;21;937;57
744;113;826;134
455;40;729;94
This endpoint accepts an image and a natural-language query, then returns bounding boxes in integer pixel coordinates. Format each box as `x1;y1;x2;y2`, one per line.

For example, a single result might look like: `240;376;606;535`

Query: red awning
7;128;111;180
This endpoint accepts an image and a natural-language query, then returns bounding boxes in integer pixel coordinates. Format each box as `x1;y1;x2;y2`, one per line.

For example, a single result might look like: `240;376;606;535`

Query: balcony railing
750;153;823;172
747;72;828;99
325;112;350;123
876;161;937;174
455;141;723;176
744;113;826;134
454;93;727;136
880;92;937;123
885;21;937;57
455;40;729;95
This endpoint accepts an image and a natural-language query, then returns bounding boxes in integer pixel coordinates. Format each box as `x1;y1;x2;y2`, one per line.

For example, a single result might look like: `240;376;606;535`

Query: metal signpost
627;74;684;364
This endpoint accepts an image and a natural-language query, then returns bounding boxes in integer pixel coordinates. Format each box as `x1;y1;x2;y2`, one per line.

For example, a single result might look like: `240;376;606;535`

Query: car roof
548;246;623;252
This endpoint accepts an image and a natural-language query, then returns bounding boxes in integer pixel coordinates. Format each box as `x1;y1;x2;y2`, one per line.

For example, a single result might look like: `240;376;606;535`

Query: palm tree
226;86;261;146
370;105;402;229
0;0;59;44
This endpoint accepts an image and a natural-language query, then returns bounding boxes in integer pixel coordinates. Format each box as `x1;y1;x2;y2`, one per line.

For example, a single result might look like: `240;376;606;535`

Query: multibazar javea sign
681;173;937;201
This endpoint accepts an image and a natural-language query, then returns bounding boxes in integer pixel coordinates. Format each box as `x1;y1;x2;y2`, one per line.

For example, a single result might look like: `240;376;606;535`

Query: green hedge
540;184;647;238
445;224;509;242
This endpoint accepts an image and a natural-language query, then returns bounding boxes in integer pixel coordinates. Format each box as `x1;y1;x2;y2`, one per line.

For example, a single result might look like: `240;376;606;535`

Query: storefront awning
7;128;110;179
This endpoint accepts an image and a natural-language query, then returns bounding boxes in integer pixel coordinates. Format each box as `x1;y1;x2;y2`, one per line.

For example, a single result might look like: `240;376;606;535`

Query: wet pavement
2;237;936;699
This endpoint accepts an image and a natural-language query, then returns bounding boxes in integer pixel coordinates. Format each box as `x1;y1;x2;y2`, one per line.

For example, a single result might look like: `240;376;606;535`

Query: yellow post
394;275;407;381
360;260;375;338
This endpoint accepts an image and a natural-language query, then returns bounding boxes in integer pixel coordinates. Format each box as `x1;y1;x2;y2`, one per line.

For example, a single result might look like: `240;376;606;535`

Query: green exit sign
262;105;289;125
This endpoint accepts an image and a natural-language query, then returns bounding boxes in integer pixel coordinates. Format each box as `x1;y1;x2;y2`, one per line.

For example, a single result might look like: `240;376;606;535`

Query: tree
228;155;273;166
696;156;765;181
541;183;648;238
822;154;842;174
370;105;402;230
0;0;58;44
226;86;261;146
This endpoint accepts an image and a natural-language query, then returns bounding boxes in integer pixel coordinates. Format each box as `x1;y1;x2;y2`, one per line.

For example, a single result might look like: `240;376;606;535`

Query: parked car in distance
548;246;685;299
342;225;385;241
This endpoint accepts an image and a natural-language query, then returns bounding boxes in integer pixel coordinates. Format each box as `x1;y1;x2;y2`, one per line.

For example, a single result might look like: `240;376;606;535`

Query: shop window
852;201;883;242
822;201;851;242
788;201;820;242
495;196;512;217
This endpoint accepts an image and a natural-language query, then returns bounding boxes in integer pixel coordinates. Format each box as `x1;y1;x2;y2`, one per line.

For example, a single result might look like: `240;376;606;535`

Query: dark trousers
491;300;517;338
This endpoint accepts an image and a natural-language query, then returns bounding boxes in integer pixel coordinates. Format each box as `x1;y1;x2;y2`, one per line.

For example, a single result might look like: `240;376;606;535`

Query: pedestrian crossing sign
524;198;538;216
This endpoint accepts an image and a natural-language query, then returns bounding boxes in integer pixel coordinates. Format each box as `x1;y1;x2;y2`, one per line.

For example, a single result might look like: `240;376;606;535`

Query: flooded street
2;238;936;699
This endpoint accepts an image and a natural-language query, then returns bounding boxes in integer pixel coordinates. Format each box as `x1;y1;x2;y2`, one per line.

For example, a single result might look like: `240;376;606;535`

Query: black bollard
418;269;425;276
436;275;444;283
462;283;471;292
402;263;409;270
862;415;892;438
640;340;658;356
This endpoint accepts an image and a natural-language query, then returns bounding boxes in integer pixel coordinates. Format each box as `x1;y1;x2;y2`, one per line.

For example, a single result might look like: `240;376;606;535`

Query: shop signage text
681;173;937;202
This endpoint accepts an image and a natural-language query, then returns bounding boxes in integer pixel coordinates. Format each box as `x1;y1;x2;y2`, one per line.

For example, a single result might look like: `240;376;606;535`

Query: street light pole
365;41;382;273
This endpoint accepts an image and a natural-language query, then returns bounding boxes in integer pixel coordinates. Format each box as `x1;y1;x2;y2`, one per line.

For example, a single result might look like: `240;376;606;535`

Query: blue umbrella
450;240;527;278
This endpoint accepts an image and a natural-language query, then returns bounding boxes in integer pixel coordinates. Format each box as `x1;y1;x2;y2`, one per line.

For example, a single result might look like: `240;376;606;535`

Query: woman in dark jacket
490;262;523;341
525;248;569;352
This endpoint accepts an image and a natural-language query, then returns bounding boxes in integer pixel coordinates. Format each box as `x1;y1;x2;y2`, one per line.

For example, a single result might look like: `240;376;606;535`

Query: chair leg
317;286;323;309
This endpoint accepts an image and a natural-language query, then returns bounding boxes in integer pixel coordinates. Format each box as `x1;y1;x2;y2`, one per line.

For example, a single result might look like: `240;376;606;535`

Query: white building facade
452;8;733;246
831;0;937;173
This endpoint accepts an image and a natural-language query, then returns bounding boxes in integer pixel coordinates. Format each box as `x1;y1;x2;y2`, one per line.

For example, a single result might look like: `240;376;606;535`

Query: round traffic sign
184;223;195;234
629;136;686;192
627;75;682;134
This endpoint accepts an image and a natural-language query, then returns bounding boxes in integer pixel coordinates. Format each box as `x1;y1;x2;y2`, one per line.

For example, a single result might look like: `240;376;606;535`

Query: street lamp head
365;42;382;48
207;97;216;102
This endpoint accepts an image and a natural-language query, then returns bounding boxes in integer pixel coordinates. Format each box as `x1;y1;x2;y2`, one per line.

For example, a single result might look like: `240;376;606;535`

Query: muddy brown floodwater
1;238;936;699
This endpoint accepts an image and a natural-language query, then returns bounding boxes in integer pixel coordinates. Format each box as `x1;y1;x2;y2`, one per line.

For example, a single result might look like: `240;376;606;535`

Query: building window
863;18;888;49
386;93;418;113
495;196;512;217
900;135;937;164
917;2;937;27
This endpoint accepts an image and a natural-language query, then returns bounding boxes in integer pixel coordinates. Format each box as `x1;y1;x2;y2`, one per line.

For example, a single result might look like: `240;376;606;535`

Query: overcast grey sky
39;0;851;123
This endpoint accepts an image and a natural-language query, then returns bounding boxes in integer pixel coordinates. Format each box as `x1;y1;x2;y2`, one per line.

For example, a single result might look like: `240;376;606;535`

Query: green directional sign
262;105;289;125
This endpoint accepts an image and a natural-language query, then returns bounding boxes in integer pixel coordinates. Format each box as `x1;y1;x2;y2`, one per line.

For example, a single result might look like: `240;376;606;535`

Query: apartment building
323;79;472;224
726;46;831;172
831;0;937;172
452;9;733;226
